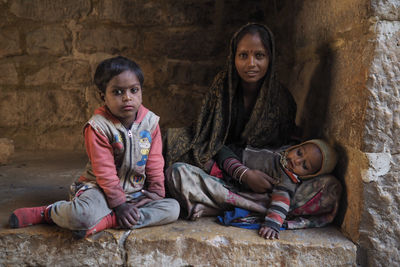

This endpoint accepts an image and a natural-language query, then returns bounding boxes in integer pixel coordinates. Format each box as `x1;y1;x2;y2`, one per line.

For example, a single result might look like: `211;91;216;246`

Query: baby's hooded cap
290;139;338;179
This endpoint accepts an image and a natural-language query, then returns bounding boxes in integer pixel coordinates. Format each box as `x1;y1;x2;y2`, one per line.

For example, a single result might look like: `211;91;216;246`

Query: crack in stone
118;230;132;267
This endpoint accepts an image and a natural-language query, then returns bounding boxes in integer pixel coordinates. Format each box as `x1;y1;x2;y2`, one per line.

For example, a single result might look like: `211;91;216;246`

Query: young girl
9;56;180;238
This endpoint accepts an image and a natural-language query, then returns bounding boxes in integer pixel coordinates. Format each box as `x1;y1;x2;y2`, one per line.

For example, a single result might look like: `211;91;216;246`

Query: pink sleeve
144;124;165;197
84;125;126;208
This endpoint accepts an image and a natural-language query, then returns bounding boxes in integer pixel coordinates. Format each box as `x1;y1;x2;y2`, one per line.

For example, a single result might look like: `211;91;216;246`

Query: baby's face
285;143;322;176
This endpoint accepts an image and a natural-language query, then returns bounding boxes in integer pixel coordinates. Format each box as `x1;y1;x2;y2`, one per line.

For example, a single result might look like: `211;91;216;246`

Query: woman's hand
242;169;278;193
114;202;140;229
259;225;280;239
133;190;163;208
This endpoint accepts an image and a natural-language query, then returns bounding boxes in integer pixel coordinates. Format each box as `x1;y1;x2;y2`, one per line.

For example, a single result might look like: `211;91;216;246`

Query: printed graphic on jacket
130;175;145;188
112;133;124;151
137;130;151;166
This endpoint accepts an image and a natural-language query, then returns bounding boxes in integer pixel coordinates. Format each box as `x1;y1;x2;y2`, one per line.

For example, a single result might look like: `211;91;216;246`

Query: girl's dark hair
233;24;273;59
94;56;144;93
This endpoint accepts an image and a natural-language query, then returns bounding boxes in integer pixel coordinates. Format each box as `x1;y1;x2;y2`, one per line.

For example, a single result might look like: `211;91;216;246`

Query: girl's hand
114;202;140;229
259;225;280;239
133;190;163;208
242;169;278;193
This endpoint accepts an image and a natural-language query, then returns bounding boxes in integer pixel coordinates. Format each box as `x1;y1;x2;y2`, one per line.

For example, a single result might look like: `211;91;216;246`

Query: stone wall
359;1;400;266
0;0;279;150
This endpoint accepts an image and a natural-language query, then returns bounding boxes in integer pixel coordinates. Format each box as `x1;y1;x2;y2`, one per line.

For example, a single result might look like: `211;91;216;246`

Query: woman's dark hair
94;56;144;93
233;24;273;59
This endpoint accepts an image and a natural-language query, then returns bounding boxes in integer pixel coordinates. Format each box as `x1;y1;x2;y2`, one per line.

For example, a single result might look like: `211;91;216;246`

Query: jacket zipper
123;129;133;189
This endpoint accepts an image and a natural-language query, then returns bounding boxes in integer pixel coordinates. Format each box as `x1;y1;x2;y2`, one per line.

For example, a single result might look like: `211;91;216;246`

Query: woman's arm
216;146;277;192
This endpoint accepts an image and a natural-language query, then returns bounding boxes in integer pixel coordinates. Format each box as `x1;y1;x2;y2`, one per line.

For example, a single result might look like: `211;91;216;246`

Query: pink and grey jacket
76;105;165;208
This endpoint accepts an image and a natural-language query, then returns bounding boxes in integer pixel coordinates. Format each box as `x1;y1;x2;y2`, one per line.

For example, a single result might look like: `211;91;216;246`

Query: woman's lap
166;162;342;229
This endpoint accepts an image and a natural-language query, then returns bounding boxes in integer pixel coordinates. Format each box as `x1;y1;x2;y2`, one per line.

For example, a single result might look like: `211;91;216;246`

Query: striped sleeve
263;187;292;232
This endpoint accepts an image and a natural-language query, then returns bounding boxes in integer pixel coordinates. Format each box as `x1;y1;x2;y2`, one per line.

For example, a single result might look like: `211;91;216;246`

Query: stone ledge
0;151;357;266
0;219;356;266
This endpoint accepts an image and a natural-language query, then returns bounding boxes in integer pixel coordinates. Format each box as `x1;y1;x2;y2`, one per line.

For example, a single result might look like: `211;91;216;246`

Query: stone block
167;60;222;86
0;90;86;130
26;25;72;56
361;175;400;267
132;58;167;89
142;28;218;60
76;26;138;54
0;62;18;85
164;0;215;26
96;0;164;26
0;27;22;58
364;21;400;154
0;228;124;266
372;0;400;20
0;138;14;165
150;87;206;129
25;59;91;86
126;219;356;266
9;0;91;22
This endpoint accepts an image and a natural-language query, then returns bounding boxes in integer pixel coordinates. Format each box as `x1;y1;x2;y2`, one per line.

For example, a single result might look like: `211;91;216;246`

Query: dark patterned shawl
163;23;296;169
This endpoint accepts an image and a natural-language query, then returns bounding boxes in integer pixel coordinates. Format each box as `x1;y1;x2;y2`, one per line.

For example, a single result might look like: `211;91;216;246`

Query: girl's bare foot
190;203;220;221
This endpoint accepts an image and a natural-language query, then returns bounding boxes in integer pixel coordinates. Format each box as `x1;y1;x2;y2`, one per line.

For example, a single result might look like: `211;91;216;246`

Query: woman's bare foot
190;203;220;221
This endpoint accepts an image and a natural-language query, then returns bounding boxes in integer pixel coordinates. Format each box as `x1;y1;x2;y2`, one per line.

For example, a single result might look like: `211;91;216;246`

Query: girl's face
285;143;322;176
102;70;142;128
235;33;269;89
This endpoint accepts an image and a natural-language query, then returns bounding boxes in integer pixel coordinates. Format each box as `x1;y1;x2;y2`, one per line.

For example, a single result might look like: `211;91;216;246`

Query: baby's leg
131;198;180;229
51;187;111;230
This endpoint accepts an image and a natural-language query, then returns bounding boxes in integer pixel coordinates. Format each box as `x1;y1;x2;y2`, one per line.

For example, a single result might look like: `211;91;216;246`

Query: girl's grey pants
50;187;180;230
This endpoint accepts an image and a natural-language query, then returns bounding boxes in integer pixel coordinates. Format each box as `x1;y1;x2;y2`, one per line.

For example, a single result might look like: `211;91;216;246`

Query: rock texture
0;221;356;267
359;3;400;265
0;138;14;165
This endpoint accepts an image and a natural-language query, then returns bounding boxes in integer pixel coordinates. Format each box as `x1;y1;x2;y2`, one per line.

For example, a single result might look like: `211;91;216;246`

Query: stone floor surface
0;151;357;266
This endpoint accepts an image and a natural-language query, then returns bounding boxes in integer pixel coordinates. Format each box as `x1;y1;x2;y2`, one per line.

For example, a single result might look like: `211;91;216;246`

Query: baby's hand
259;225;279;240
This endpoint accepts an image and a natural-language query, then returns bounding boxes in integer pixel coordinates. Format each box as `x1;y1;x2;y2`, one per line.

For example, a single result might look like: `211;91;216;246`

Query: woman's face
235;33;269;88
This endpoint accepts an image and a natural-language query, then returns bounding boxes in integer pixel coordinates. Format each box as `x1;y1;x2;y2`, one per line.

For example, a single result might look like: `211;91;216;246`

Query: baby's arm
260;186;291;239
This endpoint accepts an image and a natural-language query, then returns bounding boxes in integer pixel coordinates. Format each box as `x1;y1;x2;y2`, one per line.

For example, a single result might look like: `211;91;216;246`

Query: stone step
0;151;357;266
1;219;355;266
